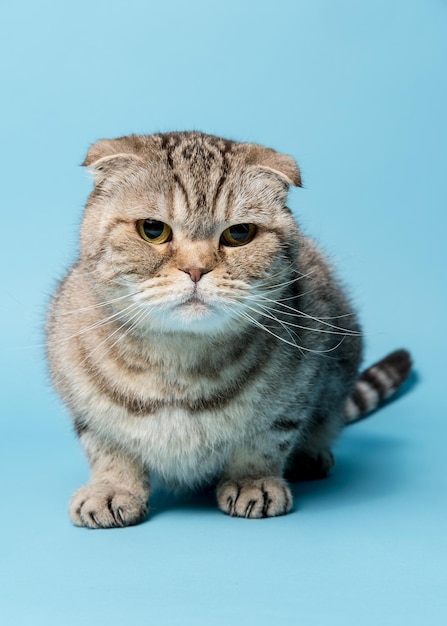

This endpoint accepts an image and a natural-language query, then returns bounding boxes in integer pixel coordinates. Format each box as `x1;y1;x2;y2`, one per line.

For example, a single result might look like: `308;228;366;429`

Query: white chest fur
89;393;253;488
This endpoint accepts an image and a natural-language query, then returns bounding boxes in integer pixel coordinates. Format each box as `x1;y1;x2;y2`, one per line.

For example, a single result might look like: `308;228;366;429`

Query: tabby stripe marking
362;367;395;399
74;416;89;437
344;397;361;421
355;380;379;412
351;386;369;414
271;418;300;431
77;335;276;415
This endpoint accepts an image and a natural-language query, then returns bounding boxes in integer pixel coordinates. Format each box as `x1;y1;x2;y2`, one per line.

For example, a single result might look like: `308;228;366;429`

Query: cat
46;131;411;528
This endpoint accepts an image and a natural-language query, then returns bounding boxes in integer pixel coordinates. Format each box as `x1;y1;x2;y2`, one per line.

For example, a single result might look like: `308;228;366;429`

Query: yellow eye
220;223;257;247
137;219;172;244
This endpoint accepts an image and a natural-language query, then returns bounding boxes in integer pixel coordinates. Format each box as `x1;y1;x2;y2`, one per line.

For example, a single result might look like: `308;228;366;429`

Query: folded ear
82;136;145;185
240;143;302;187
82;135;147;166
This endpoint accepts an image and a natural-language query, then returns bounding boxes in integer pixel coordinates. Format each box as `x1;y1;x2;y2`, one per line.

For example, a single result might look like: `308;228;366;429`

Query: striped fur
344;349;412;424
46;131;412;527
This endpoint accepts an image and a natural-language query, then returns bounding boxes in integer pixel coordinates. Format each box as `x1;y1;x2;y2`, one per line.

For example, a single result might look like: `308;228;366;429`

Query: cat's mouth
178;294;210;311
169;292;226;331
138;284;235;332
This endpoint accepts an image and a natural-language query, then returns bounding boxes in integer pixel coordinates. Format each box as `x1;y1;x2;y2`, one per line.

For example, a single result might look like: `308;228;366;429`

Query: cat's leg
69;430;150;529
284;411;342;481
216;433;293;519
284;447;335;481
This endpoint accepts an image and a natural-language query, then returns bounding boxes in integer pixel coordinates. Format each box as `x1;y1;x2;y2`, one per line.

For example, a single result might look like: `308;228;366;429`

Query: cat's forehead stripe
160;144;231;234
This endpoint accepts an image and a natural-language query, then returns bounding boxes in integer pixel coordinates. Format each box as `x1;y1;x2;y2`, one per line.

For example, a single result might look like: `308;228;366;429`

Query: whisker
58;290;144;316
82;304;149;365
260;305;303;347
258;288;317;304
249;294;361;333
231;307;346;355
17;294;143;351
47;301;142;346
48;303;148;392
243;302;359;337
256;269;314;293
78;264;141;290
257;260;301;283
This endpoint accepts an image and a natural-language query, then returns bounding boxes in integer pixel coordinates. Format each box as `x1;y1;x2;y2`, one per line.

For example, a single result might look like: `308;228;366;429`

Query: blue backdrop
1;1;446;624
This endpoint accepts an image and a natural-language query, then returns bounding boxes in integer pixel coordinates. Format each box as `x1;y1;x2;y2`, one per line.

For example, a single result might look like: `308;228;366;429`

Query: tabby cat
46;131;411;528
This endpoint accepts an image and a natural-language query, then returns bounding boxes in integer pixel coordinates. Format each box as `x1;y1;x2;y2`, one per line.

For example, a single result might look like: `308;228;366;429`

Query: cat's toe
216;477;292;519
69;484;148;529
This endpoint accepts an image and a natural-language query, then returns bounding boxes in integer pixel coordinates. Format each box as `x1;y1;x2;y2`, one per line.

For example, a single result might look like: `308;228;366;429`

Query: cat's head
80;131;302;335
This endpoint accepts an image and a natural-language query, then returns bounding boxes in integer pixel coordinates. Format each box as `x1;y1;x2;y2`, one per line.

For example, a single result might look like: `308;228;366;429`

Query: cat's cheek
222;232;290;281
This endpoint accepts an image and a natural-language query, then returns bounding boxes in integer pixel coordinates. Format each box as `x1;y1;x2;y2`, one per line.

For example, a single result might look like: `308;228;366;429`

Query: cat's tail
344;349;412;424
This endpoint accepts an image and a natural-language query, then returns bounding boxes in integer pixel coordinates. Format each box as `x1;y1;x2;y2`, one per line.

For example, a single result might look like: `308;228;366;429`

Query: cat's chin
149;299;235;335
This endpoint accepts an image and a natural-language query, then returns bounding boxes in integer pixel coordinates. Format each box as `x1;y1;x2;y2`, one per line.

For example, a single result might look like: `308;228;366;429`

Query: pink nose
182;268;209;283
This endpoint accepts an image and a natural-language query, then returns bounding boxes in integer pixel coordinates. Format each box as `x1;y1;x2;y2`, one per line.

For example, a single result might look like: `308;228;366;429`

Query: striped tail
344;349;412;424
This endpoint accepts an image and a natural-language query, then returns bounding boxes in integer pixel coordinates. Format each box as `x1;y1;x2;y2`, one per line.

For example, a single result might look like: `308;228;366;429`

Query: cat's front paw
216;477;292;519
69;483;148;529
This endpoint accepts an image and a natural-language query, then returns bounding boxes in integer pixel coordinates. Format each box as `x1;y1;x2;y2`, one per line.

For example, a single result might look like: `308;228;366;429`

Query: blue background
1;1;446;624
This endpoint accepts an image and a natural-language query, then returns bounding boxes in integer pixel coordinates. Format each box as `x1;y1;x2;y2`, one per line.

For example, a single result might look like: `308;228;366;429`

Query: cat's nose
181;268;209;283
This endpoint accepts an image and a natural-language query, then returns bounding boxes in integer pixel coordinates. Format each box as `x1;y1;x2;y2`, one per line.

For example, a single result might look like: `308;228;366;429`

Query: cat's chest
78;335;297;482
94;337;281;418
95;398;252;486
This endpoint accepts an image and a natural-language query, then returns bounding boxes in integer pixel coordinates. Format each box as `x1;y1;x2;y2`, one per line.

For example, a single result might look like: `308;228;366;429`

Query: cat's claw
216;477;293;518
69;483;148;529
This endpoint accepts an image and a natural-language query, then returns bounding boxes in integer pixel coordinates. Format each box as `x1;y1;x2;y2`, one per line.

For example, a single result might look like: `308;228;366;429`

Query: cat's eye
137;219;172;244
220;223;257;247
